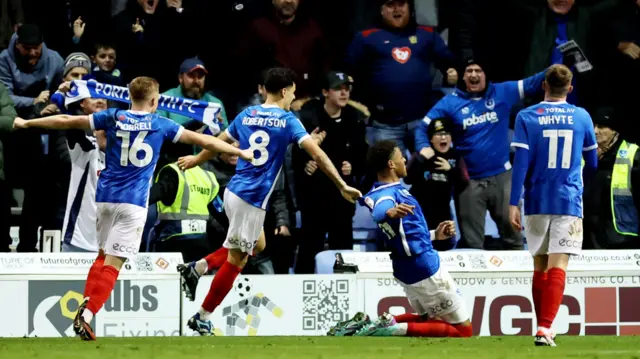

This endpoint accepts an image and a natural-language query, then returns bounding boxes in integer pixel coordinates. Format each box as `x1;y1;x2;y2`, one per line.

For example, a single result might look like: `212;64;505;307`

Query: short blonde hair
545;64;573;97
129;76;159;103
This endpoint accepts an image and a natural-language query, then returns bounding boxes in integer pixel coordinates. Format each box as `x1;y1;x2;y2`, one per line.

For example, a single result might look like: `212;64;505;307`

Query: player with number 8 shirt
12;76;252;341
508;64;597;346
176;67;362;335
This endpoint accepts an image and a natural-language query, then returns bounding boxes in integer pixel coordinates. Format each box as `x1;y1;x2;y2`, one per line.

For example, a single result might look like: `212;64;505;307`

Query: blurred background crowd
0;0;638;274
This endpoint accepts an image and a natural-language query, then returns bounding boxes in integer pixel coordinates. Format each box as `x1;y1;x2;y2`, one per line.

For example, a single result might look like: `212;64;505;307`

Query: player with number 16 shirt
12;77;252;341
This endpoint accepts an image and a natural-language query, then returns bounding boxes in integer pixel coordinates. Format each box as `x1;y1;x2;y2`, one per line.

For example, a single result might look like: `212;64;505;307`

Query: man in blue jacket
345;0;458;155
415;59;546;250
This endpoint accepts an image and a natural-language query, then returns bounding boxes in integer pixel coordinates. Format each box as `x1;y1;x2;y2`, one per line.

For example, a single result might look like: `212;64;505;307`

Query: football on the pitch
235;277;252;297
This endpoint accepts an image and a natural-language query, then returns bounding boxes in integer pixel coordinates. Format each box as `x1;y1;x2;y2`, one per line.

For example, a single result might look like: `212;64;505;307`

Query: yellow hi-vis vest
155;164;219;241
611;141;638;236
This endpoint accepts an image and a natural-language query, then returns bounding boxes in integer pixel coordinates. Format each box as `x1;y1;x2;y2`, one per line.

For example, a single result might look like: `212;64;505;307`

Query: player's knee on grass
104;254;127;271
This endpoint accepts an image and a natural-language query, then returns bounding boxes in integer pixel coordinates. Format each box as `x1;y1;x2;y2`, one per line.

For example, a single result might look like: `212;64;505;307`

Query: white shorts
222;189;266;254
97;202;148;260
525;215;583;256
398;267;469;324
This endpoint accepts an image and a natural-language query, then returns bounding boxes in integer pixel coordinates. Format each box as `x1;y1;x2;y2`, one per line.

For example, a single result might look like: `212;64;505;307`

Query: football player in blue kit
176;68;362;335
509;64;597;347
330;140;473;338
13;76;252;341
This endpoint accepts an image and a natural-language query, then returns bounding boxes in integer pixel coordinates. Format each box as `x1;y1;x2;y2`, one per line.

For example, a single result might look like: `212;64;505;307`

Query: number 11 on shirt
544;129;573;169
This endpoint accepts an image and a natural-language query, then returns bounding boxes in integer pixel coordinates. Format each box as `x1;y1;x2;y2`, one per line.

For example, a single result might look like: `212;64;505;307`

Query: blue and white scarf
64;80;222;134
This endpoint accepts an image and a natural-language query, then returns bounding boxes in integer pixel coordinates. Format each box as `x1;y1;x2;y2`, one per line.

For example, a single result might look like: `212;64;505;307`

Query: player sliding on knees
176;68;362;336
509;64;597;347
13;76;253;341
329;140;472;338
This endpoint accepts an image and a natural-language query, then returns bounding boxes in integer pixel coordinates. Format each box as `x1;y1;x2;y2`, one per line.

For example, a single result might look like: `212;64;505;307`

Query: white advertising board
0;253;183;338
181;274;357;336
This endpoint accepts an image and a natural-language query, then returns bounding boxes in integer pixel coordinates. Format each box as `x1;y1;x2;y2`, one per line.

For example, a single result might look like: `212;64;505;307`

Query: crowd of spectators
0;0;638;273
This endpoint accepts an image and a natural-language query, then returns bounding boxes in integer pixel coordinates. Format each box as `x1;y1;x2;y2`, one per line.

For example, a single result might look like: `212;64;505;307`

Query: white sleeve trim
172;126;184;143
511;142;529;150
423;116;432;125
297;134;311;147
518;80;525;100
374;196;396;207
225;129;238;143
583;144;598;151
89;114;95;131
429;230;436;240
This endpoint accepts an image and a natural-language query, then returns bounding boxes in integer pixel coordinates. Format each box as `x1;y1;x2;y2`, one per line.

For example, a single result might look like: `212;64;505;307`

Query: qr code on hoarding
135;255;153;272
468;254;487;269
301;280;350;332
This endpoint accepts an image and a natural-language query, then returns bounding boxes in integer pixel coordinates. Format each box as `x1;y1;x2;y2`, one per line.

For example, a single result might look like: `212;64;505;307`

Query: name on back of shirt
115;120;152;131
242;113;287;128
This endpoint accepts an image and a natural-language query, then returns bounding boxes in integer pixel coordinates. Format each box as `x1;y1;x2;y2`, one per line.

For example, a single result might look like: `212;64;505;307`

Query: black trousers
295;196;354;274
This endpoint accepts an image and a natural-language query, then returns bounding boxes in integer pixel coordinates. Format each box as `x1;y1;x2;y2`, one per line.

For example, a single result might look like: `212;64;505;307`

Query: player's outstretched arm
300;137;362;203
177;129;253;162
13;115;90;130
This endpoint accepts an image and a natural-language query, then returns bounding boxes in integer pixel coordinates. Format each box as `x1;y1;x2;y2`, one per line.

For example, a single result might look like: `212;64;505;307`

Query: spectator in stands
416;59;546;250
345;0;458;155
293;71;368;274
111;0;194;89
46;52;92;116
60;95;106;253
150;163;219;262
0;24;64;252
0;81;16;252
234;0;329;113
0;24;63;117
156;57;228;172
583;107;640;250
405;118;467;251
90;43;125;86
514;0;621;108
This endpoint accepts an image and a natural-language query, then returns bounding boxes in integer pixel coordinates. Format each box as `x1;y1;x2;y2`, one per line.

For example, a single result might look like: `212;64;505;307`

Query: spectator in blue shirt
345;0;458;156
416;59;546;250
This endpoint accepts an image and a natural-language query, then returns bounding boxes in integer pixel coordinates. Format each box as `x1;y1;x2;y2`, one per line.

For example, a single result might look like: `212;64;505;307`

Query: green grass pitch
1;336;640;359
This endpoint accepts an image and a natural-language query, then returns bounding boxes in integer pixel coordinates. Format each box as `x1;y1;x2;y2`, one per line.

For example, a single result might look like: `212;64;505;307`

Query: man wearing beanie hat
415;59;550;250
405;117;468;251
583;107;640;250
42;52;92;117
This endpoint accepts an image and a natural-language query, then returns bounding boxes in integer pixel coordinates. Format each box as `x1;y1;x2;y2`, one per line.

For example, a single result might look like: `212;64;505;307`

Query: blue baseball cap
179;57;208;75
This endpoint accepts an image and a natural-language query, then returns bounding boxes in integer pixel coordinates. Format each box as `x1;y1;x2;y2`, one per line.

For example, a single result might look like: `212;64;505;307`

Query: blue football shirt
361;182;440;285
225;104;310;209
415;71;546;179
90;108;184;208
510;101;597;217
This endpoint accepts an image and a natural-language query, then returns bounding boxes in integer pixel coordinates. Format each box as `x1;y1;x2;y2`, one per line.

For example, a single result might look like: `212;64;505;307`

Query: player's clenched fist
304;160;318;176
434;220;456;240
239;149;254;162
386;203;415;219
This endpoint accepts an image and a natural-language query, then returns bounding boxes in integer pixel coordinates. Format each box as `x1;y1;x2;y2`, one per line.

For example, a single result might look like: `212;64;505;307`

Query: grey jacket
0;33;63;109
0;81;16;180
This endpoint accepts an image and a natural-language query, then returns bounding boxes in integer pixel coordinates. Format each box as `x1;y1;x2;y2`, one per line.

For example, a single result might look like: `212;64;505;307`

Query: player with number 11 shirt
176;67;362;335
12;77;252;341
509;64;597;347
